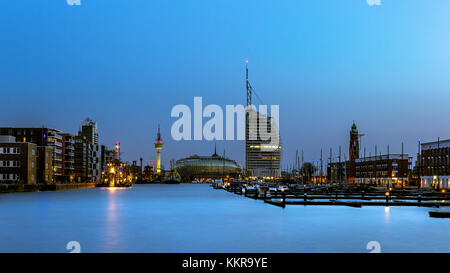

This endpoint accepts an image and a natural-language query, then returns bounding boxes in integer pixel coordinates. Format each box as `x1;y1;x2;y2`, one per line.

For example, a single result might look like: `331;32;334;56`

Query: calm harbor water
0;184;448;253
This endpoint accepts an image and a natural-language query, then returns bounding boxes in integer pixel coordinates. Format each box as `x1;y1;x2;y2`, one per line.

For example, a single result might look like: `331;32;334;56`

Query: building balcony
53;160;63;166
53;157;63;162
47;133;62;139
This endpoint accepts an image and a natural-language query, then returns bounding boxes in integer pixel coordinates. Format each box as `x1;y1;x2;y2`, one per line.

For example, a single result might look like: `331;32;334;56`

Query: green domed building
174;149;241;181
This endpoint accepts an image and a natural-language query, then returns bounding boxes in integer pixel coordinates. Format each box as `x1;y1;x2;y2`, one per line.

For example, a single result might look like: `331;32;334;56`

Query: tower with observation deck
154;124;163;174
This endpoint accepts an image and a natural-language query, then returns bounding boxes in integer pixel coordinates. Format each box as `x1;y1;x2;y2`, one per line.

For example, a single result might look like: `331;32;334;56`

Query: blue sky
1;0;450;168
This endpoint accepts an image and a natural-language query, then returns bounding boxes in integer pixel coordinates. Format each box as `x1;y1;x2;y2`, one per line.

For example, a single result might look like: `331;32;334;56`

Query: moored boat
98;160;133;187
429;211;450;218
164;176;181;184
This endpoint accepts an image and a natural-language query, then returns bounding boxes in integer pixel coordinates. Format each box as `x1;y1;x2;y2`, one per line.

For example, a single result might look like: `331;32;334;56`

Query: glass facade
174;154;241;180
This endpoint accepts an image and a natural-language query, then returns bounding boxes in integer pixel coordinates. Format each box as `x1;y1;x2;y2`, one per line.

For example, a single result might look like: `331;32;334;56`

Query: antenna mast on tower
246;60;252;106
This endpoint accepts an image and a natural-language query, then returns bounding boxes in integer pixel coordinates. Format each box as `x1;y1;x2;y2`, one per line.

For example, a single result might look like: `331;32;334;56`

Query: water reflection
0;184;449;253
105;187;121;251
384;206;390;222
102;187;129;193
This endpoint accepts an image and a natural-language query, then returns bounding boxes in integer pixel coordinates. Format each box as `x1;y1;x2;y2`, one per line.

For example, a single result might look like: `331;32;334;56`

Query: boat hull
429;211;450;218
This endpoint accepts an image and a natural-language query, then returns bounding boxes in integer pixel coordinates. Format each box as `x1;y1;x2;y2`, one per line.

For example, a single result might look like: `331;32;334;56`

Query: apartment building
0;136;37;184
420;139;450;189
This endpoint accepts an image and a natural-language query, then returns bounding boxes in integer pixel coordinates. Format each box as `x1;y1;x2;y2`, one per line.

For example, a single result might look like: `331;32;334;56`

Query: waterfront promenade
0;183;96;193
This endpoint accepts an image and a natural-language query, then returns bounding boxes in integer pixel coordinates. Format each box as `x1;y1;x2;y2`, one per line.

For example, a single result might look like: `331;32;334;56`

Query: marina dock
216;183;450;208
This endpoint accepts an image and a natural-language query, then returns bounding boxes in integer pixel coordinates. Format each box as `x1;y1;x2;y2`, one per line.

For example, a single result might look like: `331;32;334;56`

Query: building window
32;149;36;156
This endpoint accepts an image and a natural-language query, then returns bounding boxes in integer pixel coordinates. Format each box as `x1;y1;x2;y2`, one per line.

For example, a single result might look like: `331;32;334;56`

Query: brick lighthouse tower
348;122;359;183
349;122;359;162
154;124;163;174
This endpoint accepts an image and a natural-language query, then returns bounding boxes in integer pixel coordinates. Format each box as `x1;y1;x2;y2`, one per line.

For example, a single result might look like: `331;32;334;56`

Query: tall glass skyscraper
245;107;281;178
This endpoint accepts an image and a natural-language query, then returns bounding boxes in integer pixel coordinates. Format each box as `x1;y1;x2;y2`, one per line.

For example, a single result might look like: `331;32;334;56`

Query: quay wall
0;183;96;193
